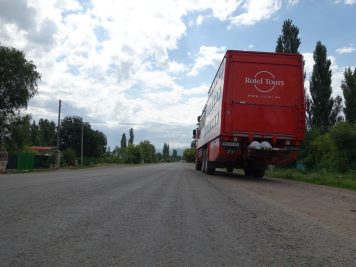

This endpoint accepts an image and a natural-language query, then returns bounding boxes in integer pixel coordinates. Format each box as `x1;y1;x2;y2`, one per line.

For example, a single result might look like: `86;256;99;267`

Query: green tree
341;67;356;123
183;148;195;162
275;19;301;53
86;129;107;157
309;132;335;170
183;141;196;162
156;152;163;162
162;143;169;162
121;133;127;149
124;144;140;164
5;114;32;153
60;116;106;158
60;116;83;154
0;45;40;145
308;41;342;133
330;122;356;171
63;148;76;166
30;120;39;145
172;149;178;159
329;95;343;127
139;140;156;163
303;122;356;172
112;145;120;157
128;128;134;145
38;118;56;146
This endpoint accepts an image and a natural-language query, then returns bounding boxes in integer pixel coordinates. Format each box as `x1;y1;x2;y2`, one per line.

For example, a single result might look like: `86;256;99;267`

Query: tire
244;162;266;178
206;162;215;175
202;150;207;173
202;149;215;175
253;169;265;178
244;168;253;177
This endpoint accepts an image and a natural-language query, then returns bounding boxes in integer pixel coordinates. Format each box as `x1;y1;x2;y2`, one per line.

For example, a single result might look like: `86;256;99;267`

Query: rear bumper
247;147;298;165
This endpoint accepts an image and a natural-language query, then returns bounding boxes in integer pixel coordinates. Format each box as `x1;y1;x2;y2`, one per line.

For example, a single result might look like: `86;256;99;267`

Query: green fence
17;153;34;171
7;153;52;171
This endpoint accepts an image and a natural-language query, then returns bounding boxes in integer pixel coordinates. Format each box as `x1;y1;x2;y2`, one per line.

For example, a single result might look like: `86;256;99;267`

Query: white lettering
245;77;263;84
264;78;284;86
245;77;284;86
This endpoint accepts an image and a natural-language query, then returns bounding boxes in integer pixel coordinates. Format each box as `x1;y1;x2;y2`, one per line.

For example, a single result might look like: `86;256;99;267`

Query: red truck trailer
193;50;305;177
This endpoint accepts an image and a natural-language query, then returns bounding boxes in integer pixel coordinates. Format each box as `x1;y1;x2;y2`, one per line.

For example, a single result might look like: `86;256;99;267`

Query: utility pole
56;99;61;168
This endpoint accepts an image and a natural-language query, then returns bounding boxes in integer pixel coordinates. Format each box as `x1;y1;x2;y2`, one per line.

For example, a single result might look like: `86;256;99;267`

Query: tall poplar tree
341;67;356;123
162;143;169;162
309;41;342;132
128;128;134;145
275;19;301;53
275;19;314;130
120;133;127;149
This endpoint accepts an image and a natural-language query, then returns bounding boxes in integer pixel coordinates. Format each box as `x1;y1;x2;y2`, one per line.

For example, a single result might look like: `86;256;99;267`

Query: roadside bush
124;144;141;164
311;133;336;170
63;148;76;166
301;122;356;172
183;148;195;163
330;122;356;171
300;128;321;169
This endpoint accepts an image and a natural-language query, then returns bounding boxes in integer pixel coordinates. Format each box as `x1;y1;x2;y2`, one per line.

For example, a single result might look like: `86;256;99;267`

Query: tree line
112;129;179;164
183;19;356;172
275;19;356;172
0;44;181;167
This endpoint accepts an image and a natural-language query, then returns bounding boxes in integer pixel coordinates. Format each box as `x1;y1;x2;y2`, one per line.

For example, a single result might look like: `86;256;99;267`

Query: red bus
193;50;305;177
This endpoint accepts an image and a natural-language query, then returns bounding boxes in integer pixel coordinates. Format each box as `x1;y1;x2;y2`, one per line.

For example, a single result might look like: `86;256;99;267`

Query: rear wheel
206;162;215;175
244;161;267;178
202;150;207;173
202;149;215;175
244;163;265;178
244;168;254;177
253;168;265;178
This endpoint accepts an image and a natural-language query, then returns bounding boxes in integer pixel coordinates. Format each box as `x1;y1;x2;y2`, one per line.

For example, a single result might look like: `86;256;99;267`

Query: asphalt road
0;163;355;266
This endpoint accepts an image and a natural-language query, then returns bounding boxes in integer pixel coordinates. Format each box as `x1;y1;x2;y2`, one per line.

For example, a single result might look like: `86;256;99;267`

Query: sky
0;0;355;152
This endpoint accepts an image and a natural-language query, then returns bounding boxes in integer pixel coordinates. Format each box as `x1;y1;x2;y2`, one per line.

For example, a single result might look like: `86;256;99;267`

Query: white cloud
302;52;314;91
229;0;282;26
345;0;356;3
182;85;209;96
302;52;314;79
196;15;204;25
336;45;356;54
179;0;243;21
188;46;226;76
335;0;356;4
167;61;187;74
0;0;305;149
287;0;300;5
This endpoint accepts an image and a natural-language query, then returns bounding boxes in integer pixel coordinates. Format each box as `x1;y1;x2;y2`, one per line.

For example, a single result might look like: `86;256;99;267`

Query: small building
31;146;56;156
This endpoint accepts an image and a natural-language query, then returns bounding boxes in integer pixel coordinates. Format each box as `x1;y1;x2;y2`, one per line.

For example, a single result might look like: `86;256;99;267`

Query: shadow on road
212;169;279;184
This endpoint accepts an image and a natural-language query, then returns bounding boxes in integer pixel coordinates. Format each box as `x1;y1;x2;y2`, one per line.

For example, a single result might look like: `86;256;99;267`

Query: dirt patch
227;174;356;242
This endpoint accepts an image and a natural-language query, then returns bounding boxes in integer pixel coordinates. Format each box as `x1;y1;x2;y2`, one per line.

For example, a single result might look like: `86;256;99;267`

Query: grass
266;168;356;191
